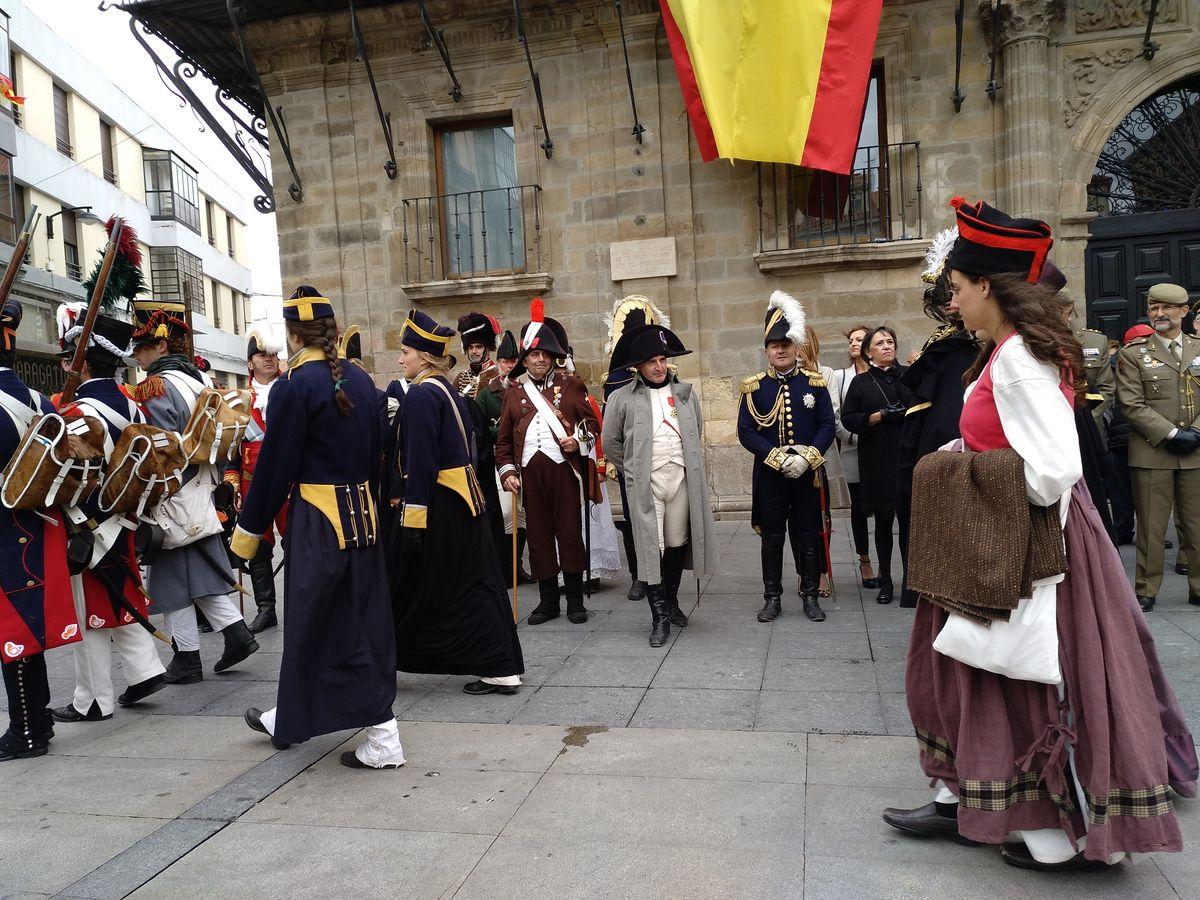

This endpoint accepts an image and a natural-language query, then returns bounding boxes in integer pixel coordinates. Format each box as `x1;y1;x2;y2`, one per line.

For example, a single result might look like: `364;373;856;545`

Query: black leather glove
881;405;907;424
1166;428;1200;455
401;527;425;555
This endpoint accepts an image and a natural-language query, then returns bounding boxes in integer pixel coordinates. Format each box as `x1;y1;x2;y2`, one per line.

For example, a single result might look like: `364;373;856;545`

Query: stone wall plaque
610;237;677;281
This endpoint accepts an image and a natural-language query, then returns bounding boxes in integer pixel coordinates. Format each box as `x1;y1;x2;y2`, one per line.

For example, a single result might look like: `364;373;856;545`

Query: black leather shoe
627;580;647;602
1177;563;1190;576
881;802;980;846
567;610;589;624
339;750;403;770
118;674;165;707
215;621;259;673
1138;594;1156;612
50;701;111;723
647;583;671;648
757;598;782;622
528;579;561;625
248;605;277;634
876;578;895;605
462;680;519;695
244;707;291;749
0;728;48;762
1000;842;1108;872
526;608;560;625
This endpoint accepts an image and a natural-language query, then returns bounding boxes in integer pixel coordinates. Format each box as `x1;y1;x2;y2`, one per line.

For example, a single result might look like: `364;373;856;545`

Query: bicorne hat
604;294;670;357
282;284;335;322
516;298;569;363
337;324;362;362
608;323;691;373
763;290;807;348
496;329;518;361
247;329;282;361
401;308;455;360
945;197;1053;284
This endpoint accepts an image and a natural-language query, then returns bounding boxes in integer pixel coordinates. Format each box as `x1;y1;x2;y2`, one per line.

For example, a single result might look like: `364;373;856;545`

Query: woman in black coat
840;326;914;604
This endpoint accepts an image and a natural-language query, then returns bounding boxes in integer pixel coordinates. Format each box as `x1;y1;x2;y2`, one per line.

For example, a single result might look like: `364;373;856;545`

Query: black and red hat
945;197;1053;284
1;298;20;354
457;312;501;352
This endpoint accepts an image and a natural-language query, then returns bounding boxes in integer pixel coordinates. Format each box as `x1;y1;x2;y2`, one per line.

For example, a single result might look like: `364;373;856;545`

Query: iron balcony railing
64;260;82;281
757;141;923;252
56;137;73;158
400;184;544;283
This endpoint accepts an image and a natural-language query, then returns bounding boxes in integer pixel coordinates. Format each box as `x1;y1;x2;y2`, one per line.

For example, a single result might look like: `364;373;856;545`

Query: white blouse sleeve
991;336;1082;508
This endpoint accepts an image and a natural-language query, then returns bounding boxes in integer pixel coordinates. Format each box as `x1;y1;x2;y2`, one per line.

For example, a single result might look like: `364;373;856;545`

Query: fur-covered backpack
0;410;107;510
99;424;185;517
160;372;252;465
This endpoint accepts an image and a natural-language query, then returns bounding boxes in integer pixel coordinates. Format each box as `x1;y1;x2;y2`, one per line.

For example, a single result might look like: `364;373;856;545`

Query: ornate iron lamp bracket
416;0;463;102
227;0;303;203
350;0;398;180
124;15;281;213
614;0;646;142
1142;0;1161;60
513;0;553;159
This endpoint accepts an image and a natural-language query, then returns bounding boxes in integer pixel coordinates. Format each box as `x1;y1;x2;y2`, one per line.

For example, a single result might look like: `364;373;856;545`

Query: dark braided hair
287;316;353;416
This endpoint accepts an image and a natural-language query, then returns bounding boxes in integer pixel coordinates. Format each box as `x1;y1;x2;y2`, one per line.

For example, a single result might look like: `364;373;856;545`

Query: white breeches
68;574;165;716
163;594;243;651
651;462;689;553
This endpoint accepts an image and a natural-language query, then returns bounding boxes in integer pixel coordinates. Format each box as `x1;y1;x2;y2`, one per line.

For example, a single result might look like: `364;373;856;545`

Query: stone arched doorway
1084;74;1200;338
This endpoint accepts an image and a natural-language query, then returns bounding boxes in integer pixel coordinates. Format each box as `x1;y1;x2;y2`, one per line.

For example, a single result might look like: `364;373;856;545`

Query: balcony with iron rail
754;141;930;275
398;184;552;304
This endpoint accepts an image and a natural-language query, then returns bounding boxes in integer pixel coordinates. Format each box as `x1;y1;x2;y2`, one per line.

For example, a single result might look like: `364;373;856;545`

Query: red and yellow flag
660;0;883;174
0;75;24;106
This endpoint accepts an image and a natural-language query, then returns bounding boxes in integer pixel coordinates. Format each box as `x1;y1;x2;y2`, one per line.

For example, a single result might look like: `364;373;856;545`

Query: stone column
982;0;1064;219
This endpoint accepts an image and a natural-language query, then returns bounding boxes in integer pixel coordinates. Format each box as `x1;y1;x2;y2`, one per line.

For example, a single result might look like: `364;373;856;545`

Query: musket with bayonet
59;216;124;407
0;205;40;308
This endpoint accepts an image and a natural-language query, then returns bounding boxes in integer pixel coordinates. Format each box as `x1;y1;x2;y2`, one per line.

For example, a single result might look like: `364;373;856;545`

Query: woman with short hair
840;325;913;604
832;326;878;590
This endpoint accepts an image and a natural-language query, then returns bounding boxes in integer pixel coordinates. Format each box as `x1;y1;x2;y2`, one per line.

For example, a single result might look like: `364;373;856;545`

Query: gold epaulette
740;372;764;395
921;323;960;352
800;368;826;388
132;375;166;403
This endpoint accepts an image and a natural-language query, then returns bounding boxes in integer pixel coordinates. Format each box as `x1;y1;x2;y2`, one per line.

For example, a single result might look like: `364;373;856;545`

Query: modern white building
0;0;259;391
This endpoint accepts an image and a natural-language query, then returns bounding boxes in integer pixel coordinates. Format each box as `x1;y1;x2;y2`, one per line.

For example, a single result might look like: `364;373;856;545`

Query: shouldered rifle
0;205;39;307
60;216;124;407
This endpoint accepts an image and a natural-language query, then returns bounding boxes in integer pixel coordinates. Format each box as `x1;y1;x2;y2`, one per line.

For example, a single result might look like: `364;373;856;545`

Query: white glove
781;454;810;479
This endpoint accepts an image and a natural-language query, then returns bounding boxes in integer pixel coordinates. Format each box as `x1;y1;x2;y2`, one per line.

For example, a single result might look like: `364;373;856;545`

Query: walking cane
511;518;519;624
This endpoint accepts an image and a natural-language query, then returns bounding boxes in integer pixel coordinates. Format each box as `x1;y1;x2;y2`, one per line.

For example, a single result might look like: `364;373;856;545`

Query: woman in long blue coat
232;286;403;770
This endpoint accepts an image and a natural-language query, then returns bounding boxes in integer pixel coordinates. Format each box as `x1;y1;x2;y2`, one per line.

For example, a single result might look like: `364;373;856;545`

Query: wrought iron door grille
399;184;544;284
757;141;923;251
1089;75;1200;217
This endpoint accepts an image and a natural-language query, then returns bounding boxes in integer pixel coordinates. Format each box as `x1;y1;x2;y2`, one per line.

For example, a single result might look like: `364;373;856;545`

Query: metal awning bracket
513;0;553;159
416;0;463;102
951;0;966;112
350;0;398;179
985;0;1003;102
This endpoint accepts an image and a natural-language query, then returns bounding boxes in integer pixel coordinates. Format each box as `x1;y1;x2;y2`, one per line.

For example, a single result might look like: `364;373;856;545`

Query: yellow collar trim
287;346;326;375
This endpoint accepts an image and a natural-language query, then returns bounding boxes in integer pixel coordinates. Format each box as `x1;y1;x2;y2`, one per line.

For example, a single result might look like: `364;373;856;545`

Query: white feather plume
248;327;283;355
767;290;807;347
921;227;958;284
602;294;671;355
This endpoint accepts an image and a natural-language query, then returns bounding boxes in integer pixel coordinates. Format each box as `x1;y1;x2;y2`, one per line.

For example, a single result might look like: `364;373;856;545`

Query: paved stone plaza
2;519;1199;898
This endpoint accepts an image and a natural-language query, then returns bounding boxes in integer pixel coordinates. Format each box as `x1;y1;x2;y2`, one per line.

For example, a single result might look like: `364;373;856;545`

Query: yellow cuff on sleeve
402;504;428;529
795;445;825;470
230;525;261;561
765;447;788;471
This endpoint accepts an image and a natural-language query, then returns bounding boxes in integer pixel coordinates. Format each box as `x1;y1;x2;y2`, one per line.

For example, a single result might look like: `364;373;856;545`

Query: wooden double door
1086;209;1200;339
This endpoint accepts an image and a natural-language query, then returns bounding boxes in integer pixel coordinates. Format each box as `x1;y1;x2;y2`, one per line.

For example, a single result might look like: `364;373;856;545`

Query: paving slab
399;681;534;724
502;772;806;852
69;714;278;762
628;687;759;731
550;725;806;784
0;810;163;896
651;650;767;691
454;837;805;900
755;690;886;734
508;686;644;727
385;721;566;773
806;733;925;790
129;822;493;899
762;656;878;693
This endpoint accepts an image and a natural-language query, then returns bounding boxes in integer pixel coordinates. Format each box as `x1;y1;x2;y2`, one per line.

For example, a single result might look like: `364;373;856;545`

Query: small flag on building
0;75;24;106
660;0;884;175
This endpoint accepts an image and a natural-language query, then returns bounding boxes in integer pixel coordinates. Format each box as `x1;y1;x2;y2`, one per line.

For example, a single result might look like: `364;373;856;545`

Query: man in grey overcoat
602;324;719;646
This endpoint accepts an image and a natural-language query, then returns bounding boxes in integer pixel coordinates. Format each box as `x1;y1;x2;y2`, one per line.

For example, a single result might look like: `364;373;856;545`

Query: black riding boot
661;545;688;627
796;531;825;622
214;620;259;673
1;655;52;761
247;541;278;633
527;578;561;625
163;650;203;684
758;532;786;622
620;523;645;602
564;572;588;624
646;582;671;647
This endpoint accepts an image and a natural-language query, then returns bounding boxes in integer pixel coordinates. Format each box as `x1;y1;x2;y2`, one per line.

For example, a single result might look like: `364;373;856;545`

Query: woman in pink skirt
882;197;1195;871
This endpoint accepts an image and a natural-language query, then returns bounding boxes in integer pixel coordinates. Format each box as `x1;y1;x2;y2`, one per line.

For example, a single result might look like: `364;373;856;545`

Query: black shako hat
514;298;569;376
496;329;518;361
457;312;501;352
944;196;1054;284
608;323;691;373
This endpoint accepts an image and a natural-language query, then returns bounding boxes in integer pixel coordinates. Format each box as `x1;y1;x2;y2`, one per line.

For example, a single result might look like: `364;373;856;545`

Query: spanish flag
660;0;883;175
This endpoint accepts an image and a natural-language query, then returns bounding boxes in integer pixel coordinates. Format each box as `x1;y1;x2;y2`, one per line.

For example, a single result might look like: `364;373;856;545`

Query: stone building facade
130;0;1200;511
